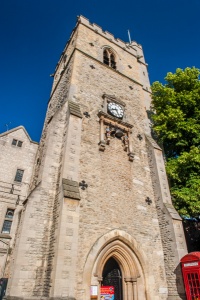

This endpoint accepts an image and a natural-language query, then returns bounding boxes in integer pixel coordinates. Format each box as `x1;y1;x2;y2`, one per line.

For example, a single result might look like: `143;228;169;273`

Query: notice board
100;286;114;300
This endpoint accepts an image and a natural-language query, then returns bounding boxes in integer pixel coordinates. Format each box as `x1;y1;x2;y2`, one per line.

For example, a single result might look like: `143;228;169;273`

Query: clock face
108;102;124;118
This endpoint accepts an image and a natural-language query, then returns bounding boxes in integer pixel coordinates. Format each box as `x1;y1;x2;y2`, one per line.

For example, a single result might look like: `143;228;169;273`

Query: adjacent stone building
1;16;187;300
0;127;38;279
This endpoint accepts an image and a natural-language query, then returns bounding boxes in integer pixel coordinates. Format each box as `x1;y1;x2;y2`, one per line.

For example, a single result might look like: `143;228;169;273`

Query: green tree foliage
151;67;200;216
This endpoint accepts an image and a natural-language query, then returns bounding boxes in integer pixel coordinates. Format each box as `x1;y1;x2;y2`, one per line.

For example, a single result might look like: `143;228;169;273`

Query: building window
12;139;23;147
110;54;116;69
14;169;24;183
17;140;23;147
12;139;17;146
103;50;109;66
103;49;116;70
1;209;14;234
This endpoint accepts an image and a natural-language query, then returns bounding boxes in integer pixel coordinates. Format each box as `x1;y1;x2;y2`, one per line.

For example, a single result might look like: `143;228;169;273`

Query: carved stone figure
105;126;111;144
122;134;129;151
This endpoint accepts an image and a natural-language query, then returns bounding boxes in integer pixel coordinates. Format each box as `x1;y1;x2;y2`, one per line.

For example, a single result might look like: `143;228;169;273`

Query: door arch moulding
81;229;148;300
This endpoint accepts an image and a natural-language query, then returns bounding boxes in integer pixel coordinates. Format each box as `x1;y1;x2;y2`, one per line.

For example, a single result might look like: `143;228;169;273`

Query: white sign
91;285;98;296
184;262;198;267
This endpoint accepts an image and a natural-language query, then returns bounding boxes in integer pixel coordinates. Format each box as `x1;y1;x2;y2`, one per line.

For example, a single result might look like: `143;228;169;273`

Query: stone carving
98;112;134;161
62;178;81;200
99;140;106;151
105;126;111;144
128;151;134;162
121;134;129;151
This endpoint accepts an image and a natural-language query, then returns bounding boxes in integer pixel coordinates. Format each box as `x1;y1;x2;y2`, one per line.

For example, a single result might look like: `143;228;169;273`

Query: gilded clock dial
107;102;124;118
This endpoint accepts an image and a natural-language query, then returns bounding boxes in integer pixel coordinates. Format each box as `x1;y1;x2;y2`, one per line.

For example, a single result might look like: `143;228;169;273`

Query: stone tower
6;16;187;300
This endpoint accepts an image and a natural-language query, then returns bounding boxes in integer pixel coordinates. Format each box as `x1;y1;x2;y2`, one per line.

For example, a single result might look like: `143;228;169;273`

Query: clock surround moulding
98;110;134;161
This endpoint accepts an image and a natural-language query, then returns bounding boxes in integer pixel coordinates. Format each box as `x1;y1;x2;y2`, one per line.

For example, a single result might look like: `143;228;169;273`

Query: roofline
77;15;143;54
0;126;39;144
54;15;146;74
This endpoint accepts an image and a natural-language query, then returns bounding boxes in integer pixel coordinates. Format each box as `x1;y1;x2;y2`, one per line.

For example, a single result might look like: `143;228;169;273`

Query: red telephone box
181;252;200;300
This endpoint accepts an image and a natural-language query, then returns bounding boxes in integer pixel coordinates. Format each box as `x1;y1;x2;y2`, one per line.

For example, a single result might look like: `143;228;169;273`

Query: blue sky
1;0;200;142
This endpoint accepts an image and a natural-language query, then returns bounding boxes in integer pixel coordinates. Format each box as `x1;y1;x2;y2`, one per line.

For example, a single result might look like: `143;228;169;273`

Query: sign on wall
90;285;98;299
100;286;114;300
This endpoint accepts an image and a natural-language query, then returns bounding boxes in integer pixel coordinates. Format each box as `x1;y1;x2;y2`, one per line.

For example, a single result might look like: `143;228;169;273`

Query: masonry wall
0;128;38;279
147;141;187;299
5;16;187;300
6;47;76;298
68;48;168;299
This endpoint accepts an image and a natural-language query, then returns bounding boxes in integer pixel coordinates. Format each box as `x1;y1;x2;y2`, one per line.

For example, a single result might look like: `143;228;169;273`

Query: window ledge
0;233;12;239
0;247;7;253
11;146;22;149
13;181;22;186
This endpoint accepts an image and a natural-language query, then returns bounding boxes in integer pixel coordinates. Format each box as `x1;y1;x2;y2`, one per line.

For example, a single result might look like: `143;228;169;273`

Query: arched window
103;50;109;66
102;257;122;300
110;53;116;69
103;49;116;70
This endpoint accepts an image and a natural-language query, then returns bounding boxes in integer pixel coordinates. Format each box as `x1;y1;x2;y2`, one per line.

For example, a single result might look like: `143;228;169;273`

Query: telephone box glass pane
187;272;200;298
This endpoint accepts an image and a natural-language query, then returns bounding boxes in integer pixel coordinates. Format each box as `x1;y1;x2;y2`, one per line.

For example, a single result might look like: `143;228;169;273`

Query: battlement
55;15;146;75
77;15;142;56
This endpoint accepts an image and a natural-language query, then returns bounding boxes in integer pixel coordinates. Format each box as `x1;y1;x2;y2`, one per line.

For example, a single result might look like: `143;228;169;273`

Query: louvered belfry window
103;50;109;66
103;49;116;70
110;54;116;69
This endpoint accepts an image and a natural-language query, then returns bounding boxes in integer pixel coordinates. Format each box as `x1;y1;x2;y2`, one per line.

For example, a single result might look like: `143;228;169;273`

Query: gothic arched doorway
82;231;147;300
102;257;122;300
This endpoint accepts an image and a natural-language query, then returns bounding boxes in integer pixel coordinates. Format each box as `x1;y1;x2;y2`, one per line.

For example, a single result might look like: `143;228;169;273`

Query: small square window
17;141;23;147
14;169;24;183
12;139;23;148
12;139;17;146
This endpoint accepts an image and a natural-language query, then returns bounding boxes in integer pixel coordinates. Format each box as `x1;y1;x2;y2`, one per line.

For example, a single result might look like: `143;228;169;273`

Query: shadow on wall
0;278;8;300
174;263;186;300
183;218;200;252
